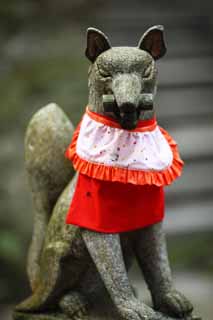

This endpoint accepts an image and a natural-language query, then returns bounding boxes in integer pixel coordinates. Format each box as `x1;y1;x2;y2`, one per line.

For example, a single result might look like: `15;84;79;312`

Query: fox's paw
117;298;159;320
59;291;89;319
154;289;193;318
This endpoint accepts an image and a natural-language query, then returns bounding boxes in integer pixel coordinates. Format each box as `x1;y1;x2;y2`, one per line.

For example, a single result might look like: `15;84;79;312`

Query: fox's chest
65;107;183;187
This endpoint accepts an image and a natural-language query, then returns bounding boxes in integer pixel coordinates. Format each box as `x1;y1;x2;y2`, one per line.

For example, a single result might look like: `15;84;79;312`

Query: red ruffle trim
65;124;184;186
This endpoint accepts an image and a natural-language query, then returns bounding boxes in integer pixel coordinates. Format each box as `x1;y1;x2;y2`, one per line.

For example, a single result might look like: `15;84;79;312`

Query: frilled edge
65;124;184;186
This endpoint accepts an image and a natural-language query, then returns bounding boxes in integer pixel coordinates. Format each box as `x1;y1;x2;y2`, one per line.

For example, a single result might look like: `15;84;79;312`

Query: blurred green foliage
168;231;213;274
0;55;88;132
0;231;23;264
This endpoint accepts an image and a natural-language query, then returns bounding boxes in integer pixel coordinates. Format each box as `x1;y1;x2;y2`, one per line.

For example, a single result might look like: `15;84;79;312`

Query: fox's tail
25;103;74;291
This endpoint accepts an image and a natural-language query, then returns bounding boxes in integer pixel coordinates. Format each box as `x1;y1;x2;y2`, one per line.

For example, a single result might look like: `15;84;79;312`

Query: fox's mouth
110;104;139;130
102;94;153;130
103;95;140;130
118;110;139;130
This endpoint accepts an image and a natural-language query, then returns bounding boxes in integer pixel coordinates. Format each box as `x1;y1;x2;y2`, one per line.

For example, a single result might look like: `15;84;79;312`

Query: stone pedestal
13;302;201;320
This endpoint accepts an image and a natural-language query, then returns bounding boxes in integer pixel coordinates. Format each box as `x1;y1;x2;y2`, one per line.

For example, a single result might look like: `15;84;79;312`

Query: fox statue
14;26;198;320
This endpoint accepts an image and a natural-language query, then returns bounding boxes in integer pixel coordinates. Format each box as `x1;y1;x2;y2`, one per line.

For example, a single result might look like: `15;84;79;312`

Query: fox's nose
120;102;136;113
119;102;138;129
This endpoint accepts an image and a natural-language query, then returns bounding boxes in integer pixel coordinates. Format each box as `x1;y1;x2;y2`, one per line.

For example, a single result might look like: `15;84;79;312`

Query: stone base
13;299;118;320
13;312;70;320
13;310;116;320
13;293;201;320
13;310;202;320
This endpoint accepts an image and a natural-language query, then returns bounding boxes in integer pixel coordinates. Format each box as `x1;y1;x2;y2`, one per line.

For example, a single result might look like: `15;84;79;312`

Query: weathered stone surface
14;27;200;320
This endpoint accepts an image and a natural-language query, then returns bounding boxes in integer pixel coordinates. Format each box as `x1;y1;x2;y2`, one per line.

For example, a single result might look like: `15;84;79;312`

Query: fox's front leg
133;222;193;318
82;230;157;320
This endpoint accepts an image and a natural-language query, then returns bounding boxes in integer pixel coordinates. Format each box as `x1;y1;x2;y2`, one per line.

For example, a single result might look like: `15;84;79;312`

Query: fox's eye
99;69;111;78
143;65;152;78
100;72;111;78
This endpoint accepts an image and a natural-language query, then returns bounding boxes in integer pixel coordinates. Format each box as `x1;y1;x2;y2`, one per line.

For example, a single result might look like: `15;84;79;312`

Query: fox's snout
112;73;141;129
103;93;154;130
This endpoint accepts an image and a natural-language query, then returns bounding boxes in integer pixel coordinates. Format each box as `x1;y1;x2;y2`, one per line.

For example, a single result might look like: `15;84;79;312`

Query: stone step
164;199;213;234
166;124;213;159
96;2;213;58
96;1;213;24
157;57;213;87
165;159;213;197
156;87;213;119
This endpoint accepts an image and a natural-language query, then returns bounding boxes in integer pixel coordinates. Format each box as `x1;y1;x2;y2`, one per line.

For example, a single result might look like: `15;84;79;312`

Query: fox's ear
138;25;166;60
85;28;111;63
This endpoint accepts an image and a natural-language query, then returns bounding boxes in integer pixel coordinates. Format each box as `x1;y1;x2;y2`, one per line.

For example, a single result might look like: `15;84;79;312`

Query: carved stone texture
14;27;201;320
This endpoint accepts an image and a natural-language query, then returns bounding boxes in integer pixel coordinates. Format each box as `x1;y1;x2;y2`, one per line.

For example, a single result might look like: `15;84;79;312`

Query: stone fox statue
15;26;195;320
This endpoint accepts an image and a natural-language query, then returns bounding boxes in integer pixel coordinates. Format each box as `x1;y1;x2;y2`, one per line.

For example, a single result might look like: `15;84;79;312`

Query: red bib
66;173;164;233
65;107;183;233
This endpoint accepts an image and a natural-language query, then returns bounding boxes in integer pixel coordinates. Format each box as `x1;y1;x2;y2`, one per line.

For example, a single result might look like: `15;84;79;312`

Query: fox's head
85;26;166;130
